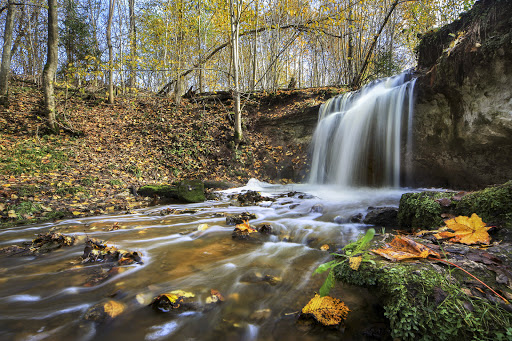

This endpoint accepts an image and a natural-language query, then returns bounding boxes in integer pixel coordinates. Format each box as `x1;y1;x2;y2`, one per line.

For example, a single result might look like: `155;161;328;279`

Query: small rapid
0;180;406;340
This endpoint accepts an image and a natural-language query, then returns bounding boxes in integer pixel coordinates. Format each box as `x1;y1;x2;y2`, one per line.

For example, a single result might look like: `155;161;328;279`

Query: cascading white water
309;71;417;188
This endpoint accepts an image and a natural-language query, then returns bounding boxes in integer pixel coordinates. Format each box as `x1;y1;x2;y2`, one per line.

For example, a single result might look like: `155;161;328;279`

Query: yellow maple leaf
434;213;490;245
371;236;440;262
235;220;256;233
301;294;350;326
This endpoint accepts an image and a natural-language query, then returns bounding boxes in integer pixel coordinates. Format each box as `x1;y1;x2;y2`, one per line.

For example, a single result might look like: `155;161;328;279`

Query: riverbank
0;81;344;228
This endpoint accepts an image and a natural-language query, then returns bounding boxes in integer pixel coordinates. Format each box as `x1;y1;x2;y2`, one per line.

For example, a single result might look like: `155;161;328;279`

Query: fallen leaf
371;235;440;262
320;244;329;251
434;214;490;245
348;256;362;270
301;294;350;326
210;289;225;301
197;223;209;231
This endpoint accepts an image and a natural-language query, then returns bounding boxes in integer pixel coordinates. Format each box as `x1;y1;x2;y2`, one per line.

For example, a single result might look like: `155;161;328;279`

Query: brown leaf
371;236;440;262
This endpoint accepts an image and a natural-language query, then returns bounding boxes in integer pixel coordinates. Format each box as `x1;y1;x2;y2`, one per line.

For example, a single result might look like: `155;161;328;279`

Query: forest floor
0;80;345;227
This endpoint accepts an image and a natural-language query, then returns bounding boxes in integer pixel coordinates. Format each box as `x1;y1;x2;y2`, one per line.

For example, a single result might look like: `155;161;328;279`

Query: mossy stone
177;180;205;203
137;185;178;198
456;181;512;228
397;192;447;230
333;249;512;340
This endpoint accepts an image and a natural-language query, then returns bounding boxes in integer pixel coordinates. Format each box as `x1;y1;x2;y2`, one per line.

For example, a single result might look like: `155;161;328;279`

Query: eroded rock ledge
412;0;512;189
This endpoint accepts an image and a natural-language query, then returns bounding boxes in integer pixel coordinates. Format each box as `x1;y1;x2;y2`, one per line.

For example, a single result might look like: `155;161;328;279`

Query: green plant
0;140;69;175
81;176;98;186
108;179;124;186
8;201;41;219
314;228;376;296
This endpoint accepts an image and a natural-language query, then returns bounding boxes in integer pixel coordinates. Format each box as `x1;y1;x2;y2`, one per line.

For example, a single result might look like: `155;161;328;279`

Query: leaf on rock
371;235;440;262
320;244;330;251
210;289;225;301
301;294;350;326
151;293;184;312
348;256;362;270
434;214;490;245
103;300;125;319
235;220;257;233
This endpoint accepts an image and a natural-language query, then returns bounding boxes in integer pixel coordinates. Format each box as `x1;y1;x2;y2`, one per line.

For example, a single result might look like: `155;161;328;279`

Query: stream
0;180;407;341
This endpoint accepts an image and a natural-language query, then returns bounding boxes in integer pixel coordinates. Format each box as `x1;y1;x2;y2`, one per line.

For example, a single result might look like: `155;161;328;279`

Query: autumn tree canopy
0;0;474;96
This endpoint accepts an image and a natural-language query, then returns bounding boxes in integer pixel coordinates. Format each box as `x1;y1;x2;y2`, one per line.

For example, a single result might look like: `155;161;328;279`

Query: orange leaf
435;214;490;245
371;236;440;262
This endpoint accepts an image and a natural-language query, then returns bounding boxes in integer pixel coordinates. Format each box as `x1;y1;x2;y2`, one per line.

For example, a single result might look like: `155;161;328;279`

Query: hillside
0;80;344;226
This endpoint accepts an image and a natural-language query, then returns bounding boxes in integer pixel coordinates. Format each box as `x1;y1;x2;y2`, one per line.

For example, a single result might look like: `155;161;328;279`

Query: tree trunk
129;0;136;90
351;0;399;88
42;0;58;131
0;0;16;105
230;0;242;142
107;0;115;104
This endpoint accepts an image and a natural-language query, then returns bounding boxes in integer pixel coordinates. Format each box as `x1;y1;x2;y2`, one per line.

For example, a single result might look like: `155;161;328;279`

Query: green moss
334;259;512;341
456;181;512;228
177;180;205;203
138;185;178;198
398;192;452;230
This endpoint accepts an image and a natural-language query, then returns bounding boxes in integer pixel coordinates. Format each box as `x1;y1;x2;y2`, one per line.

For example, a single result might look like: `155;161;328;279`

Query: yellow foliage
302;294;350;326
434;214;490;245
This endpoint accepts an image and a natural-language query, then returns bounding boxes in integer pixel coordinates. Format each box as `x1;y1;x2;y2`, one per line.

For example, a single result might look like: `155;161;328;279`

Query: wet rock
234;190;275;206
81;238;143;265
363;207;398;227
310;204;324;213
256;223;273;234
350;213;363;223
226;212;257;225
0;245;30;256
150;291;198;313
232;222;259;241
84;300;125;322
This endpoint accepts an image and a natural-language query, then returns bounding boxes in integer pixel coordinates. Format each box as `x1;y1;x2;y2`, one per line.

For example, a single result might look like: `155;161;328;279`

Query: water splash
309;71;416;187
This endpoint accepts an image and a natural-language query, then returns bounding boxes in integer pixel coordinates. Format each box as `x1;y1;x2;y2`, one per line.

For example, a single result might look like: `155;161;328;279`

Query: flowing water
309;71;416;187
1;73;418;340
0;180;407;341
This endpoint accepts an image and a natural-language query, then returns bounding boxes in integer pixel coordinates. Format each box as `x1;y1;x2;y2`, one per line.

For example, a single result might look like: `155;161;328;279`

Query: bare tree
42;0;58;130
229;0;242;142
128;0;136;90
0;0;16;105
107;0;116;104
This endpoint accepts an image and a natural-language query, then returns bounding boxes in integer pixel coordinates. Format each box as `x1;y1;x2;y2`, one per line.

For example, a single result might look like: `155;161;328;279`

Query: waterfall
309;71;416;188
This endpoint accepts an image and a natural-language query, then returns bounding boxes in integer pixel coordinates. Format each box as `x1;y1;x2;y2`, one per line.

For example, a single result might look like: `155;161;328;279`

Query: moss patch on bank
398;181;512;231
332;236;512;340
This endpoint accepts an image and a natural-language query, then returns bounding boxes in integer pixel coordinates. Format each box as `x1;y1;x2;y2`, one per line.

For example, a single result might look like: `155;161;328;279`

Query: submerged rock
84;300;125;322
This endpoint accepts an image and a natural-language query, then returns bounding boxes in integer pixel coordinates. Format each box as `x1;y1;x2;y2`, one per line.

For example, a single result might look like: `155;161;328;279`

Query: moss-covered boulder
138;180;205;203
456;181;512;228
137;185;178;198
177;180;205;203
398;191;454;230
332;234;512;340
398;181;512;232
